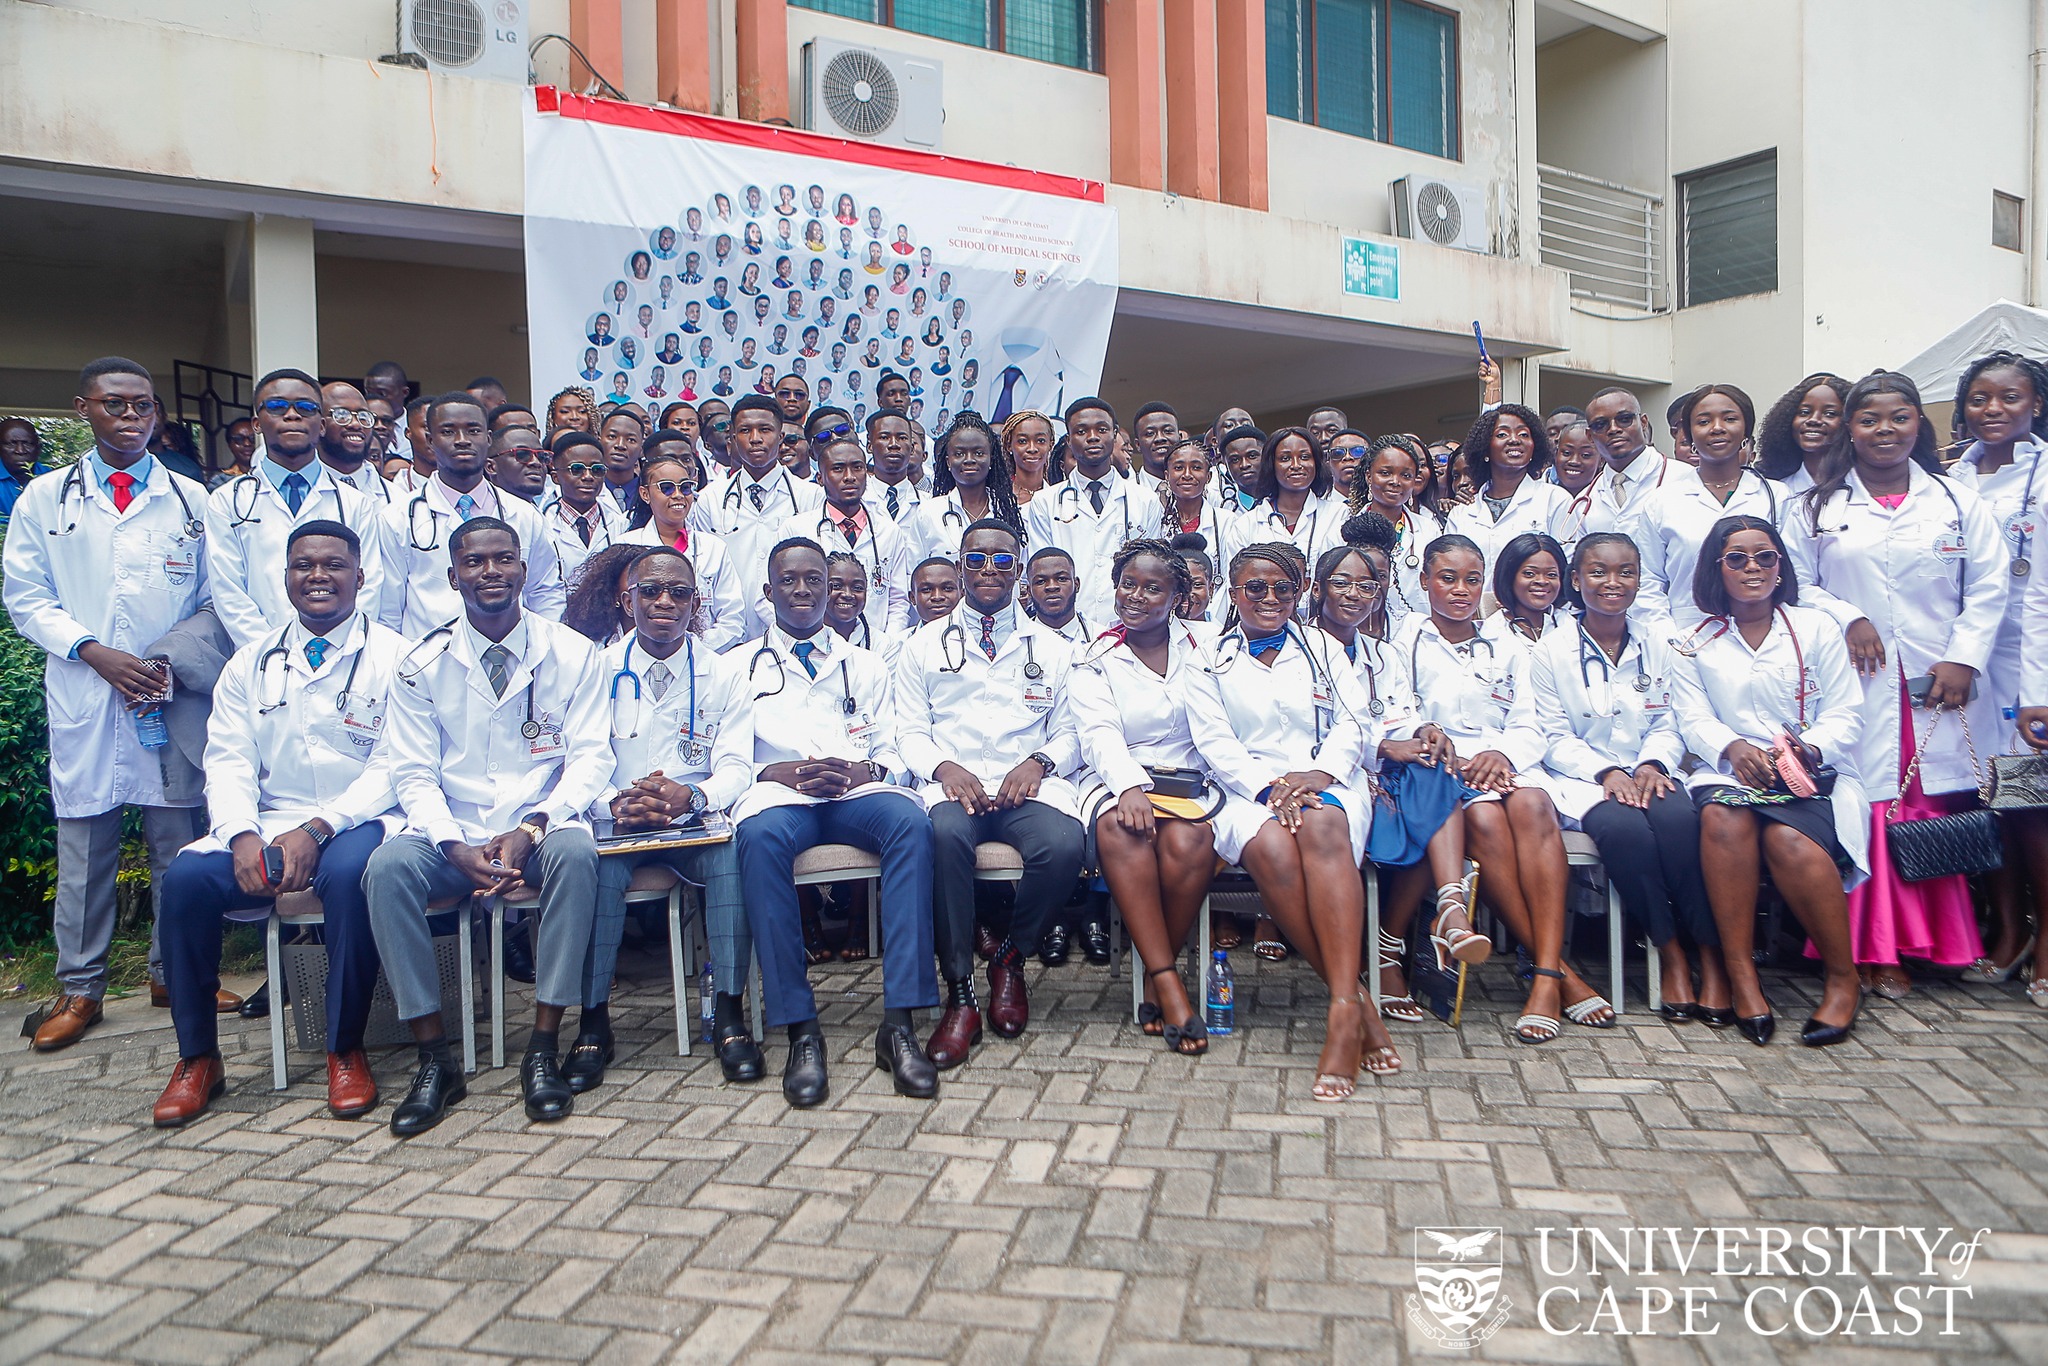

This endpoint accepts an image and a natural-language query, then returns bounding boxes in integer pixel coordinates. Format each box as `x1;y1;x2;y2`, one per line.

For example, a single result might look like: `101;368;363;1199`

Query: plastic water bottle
134;701;168;750
1205;948;1235;1036
699;962;716;1044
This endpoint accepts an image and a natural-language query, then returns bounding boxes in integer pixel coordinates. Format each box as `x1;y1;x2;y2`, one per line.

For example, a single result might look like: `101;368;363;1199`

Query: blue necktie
455;493;478;521
792;640;817;678
992;366;1024;423
305;637;330;670
282;472;306;515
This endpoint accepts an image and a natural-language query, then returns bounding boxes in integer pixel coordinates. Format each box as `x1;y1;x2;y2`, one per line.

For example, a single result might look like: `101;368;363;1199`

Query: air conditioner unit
399;0;529;83
802;38;943;151
1389;176;1491;253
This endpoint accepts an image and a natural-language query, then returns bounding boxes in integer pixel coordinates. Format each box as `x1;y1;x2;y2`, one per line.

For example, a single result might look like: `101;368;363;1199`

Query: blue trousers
158;823;385;1059
591;840;749;1008
735;794;938;1029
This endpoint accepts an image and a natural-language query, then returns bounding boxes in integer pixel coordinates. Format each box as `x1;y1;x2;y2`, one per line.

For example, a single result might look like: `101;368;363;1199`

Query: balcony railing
1537;163;1666;313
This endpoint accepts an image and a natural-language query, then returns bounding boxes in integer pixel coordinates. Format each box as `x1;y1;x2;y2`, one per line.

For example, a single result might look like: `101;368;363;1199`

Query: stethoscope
1981;441;2042;578
1320;629;1386;719
1256;497;1323;550
747;637;858;714
1574;622;1650;716
48;461;204;540
1813;473;1970;614
1408;622;1500;713
817;511;884;582
721;468;801;515
1051;478;1133;540
610;636;699;748
938;617;1043;679
222;469;345;529
392;623;544;737
256;628;366;715
1207;624;1353;747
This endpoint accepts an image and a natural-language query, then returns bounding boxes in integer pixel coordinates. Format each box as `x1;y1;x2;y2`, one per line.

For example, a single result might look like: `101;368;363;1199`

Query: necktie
645;659;672;701
1087;479;1105;516
979;615;997;659
108;470;135;513
305;637;330;670
456;492;479;521
282;472;307;515
886;485;901;519
748;483;765;512
575;512;593;546
1613;472;1628;503
842;514;859;546
482;643;511;698
792;640;817;678
992;365;1024;423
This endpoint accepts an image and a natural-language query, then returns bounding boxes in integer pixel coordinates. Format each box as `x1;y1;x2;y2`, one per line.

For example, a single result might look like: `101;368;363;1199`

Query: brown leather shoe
31;994;103;1052
152;1055;225;1127
973;921;1001;963
986;955;1029;1038
326;1049;379;1120
926;1004;982;1069
148;982;245;1013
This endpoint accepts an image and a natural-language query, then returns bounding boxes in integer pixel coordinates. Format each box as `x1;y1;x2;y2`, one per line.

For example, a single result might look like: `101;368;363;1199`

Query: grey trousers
365;829;598;1022
591;840;750;1009
55;805;196;998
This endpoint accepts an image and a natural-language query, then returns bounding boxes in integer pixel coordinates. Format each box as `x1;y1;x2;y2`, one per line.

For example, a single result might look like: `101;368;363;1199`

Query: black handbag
1144;766;1208;800
1886;710;2003;883
1988;753;2048;811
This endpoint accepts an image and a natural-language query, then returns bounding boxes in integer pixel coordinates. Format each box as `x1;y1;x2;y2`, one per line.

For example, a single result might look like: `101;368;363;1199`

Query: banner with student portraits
524;90;1120;436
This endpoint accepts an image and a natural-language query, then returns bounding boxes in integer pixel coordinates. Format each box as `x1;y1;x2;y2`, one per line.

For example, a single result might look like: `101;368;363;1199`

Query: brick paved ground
3;941;2046;1364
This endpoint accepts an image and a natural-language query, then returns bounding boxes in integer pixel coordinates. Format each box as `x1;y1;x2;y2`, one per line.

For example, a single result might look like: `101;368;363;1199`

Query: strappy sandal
1515;967;1564;1044
801;899;833;967
1357;991;1402;1076
2026;976;2048;1009
1370;928;1427;1023
1313;996;1362;1101
1211;914;1242;951
1253;934;1289;963
1562;989;1617;1029
1429;884;1493;968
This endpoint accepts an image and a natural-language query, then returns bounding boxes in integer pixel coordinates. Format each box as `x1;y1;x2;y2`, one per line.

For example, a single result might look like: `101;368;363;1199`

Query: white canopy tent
1896;298;2048;398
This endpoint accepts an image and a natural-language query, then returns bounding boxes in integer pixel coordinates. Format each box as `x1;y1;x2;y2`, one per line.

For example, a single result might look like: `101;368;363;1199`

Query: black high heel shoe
1800;1005;1858;1048
1736;1013;1775;1046
1695;1005;1737;1029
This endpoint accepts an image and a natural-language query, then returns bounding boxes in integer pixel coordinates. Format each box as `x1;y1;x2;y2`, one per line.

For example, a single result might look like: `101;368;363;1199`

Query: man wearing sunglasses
894;521;1086;1066
773;373;811;426
317;381;391;504
488;425;553;506
1583;387;1671;540
541;431;622;587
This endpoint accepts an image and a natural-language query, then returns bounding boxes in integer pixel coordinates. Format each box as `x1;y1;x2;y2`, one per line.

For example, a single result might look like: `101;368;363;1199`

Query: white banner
524;97;1119;434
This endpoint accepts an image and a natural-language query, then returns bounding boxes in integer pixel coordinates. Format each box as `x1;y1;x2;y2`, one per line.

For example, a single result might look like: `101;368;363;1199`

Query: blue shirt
0;462;52;519
88;449;155;502
261;454;317;500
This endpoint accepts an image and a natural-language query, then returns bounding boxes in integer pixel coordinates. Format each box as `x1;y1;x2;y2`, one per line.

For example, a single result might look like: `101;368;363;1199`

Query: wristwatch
684;784;709;815
1028;751;1055;777
298;820;333;849
517;819;547;844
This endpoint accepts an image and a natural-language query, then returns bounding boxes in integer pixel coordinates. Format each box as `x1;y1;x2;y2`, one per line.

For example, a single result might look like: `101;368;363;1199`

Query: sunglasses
1720;549;1782;571
499;447;546;462
960;551;1018;570
259;398;323;416
810;422;854;444
631;583;697;602
556;461;602;477
1588;411;1639;433
651;480;699;498
1237;579;1300;601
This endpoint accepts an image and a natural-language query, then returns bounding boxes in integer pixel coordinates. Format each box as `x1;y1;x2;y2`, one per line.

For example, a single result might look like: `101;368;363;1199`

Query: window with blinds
1679;152;1778;306
790;0;1099;73
1265;0;1459;159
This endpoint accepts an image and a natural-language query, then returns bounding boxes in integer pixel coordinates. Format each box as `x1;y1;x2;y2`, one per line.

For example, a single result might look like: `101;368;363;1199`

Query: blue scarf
1244;629;1289;657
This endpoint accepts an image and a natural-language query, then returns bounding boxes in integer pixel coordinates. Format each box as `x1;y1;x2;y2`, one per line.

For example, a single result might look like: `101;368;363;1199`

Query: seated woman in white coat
1671;516;1865;1048
1185;542;1400;1098
1514;533;1727;1022
1393;534;1615;1044
1071;538;1216;1055
1480;532;1571;660
1443;404;1571;597
618;446;748;651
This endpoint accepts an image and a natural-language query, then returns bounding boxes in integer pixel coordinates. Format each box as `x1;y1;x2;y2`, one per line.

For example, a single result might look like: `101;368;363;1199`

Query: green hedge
0;610;56;951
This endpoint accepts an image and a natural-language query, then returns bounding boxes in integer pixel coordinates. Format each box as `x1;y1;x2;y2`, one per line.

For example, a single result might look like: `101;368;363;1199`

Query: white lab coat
894;607;1082;818
1580;447;1674;542
1949;434;2043;728
729;625;913;823
863;477;923;525
1391;614;1543;777
1780;464;2008;798
1183;625;1375;862
538;494;625;592
1220;493;1349;580
383;614;612;845
1311;626;1423;752
756;503;915;639
1023;473;1144;624
1442;477;1572;583
596;633;753;816
325;461;393;505
902;489;985;564
1511;623;1686;823
374;479;566;640
1069;622;1209;809
1630;469;1791;633
616;524;748;651
2;459;210;817
1551;482;1598;558
702;466;823;636
194;612;403;851
203;463;387;649
1667;606;1869;883
1373;506;1444;626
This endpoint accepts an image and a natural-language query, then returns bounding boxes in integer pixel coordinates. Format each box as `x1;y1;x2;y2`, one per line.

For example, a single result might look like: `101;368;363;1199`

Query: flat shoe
1563;993;1617;1028
1252;939;1288;963
1513;1013;1560;1045
1362;1046;1401;1076
1311;1073;1354;1102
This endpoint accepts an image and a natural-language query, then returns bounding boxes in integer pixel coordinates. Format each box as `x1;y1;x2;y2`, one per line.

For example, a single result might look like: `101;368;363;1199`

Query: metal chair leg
268;914;288;1091
1197;895;1211;1020
867;879;880;960
669;885;691;1057
1364;866;1383;1010
1607;879;1626;1015
490;902;505;1072
458;906;476;1075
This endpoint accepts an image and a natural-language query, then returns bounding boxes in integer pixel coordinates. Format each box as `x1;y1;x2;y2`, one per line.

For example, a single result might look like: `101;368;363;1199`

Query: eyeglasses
1237;579;1300;602
1588;411;1639;433
651;481;699;498
87;397;156;418
557;461;602;477
259;398;323;417
1320;575;1383;595
499;448;547;462
631;583;697;602
1720;549;1782;571
960;551;1018;570
327;409;376;427
810;422;854;444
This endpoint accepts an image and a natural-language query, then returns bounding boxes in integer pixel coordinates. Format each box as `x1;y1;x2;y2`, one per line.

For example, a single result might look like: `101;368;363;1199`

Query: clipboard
594;812;733;855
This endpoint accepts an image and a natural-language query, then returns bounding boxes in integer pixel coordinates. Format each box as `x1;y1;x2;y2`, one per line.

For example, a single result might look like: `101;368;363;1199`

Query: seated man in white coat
151;522;404;1126
365;518;610;1136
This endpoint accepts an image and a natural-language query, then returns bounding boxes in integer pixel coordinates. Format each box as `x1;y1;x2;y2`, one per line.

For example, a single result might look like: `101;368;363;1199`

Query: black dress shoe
501;922;537;985
238;979;272;1019
390;1056;467;1138
1080;921;1112;966
1800;1014;1856;1048
875;1023;938;1099
1736;1013;1776;1047
716;1028;766;1083
783;1032;829;1108
561;1032;613;1094
521;1050;575;1122
1038;923;1070;967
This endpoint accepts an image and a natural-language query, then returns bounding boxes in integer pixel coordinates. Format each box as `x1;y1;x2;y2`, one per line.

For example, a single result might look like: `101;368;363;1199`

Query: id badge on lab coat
161;542;199;587
1021;680;1054;714
527;715;566;760
845;710;878;751
338;701;386;750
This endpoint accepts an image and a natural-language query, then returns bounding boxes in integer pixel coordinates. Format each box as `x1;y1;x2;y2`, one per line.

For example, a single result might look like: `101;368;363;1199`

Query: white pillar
248;213;318;378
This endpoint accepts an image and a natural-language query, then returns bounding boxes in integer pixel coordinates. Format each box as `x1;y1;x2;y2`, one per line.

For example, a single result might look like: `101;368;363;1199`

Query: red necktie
109;470;135;513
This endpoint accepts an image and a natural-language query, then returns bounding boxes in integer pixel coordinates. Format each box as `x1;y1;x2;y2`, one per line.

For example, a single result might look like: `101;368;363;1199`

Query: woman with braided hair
546;385;599;438
1756;373;1850;494
1001;410;1056;507
905;410;1024;562
1071;538;1218;1054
